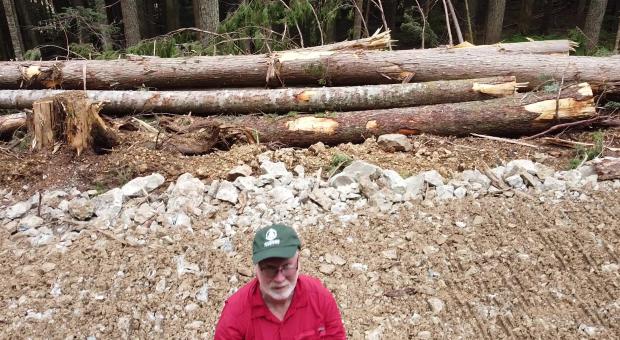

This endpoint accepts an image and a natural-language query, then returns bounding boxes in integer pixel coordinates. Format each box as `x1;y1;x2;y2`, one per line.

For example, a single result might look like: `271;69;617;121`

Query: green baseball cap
252;224;301;264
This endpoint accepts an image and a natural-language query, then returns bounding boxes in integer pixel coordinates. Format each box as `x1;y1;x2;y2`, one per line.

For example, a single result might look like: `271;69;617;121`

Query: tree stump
28;92;118;155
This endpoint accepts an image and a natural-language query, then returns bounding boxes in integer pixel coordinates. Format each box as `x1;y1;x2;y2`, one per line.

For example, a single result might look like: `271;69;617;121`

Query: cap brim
252;245;298;264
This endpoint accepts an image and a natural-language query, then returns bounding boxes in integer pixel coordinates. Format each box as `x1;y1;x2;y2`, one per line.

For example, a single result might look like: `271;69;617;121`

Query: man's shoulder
223;278;257;311
299;274;332;296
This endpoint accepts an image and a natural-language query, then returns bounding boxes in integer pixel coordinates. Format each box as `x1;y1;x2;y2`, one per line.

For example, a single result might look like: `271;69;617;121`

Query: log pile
0;35;616;154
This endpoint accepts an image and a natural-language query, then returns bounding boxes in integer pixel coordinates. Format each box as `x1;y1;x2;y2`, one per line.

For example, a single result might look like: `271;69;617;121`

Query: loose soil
1;130;619;338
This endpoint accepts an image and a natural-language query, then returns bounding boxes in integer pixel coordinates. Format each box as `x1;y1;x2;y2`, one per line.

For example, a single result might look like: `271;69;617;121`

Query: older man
215;224;346;339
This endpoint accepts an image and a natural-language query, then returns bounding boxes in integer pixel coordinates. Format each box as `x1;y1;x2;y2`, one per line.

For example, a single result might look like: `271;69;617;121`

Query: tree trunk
352;0;364;40
584;0;609;52
166;0;180;31
615;15;620;53
518;0;535;34
94;0;114;51
577;0;588;27
541;0;555;34
14;0;38;50
0;112;25;135
1;40;589;90
2;0;25;59
28;93;118;155
175;83;596;147
120;0;141;46
193;0;219;45
0;77;520;114
465;0;479;43
484;0;506;44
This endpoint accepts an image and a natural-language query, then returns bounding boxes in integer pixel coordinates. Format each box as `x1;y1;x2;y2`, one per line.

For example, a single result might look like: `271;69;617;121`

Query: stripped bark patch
365;120;378;130
527;98;596;121
294;90;315;102
285;117;339;134
472;81;519;97
275;51;334;62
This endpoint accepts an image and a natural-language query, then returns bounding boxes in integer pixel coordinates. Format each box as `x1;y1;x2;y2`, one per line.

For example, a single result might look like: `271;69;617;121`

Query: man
215;223;346;339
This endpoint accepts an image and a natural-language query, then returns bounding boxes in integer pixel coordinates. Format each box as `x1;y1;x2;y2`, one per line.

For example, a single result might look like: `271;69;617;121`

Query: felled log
0;40;585;90
176;83;596;147
0;77;521;114
0;112;26;135
28;93;118;155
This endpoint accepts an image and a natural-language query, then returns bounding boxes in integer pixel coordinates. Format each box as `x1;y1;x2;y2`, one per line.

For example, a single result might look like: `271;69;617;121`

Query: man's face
256;252;300;302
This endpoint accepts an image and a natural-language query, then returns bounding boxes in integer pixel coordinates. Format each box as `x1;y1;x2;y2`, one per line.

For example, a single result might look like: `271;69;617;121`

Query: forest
1;0;620;61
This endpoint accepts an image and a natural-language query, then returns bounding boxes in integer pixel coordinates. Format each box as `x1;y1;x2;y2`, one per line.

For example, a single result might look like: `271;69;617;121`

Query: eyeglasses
259;259;299;278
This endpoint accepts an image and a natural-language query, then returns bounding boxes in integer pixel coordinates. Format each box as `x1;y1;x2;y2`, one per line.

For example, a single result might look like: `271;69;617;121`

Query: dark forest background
1;0;619;60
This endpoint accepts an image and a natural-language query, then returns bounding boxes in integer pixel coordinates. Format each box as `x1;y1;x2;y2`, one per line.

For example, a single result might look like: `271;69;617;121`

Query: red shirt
214;275;346;339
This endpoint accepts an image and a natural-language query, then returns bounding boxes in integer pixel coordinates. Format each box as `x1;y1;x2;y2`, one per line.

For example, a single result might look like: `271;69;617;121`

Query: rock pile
2;150;619;251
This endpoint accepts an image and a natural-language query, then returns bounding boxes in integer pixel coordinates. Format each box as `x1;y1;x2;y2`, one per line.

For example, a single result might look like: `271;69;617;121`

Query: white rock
435;185;454;200
458;170;491;189
342;160;382;180
121;173;165;197
68;197;94;220
133;203;156;224
381;170;407;194
421;170;444;187
427;297;444;314
417;331;432;339
505;159;538;177
260;160;290;178
270;186;294;203
382;249;398;260
319;264;336;275
377;134;413;152
543;177;566;192
505;174;524;188
215;181;239;204
91;188;124;220
18;215;44;230
601;263;619;272
351;263;368;272
6;201;32;219
329;173;357;188
454;187;467;199
196;283;209;302
404;174;425;200
233;176;257;191
167;173;205;213
227;165;252;181
578;323;597;337
175;255;200;277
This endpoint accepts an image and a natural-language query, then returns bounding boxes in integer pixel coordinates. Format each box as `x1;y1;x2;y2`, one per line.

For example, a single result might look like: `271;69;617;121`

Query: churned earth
0;129;619;339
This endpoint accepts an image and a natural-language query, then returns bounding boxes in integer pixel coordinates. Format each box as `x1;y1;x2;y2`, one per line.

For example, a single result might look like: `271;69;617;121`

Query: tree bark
484;0;506;44
518;0;535;34
352;0;364;40
194;0;219;45
0;40;588;90
94;0;114;51
583;0;609;52
0;112;25;135
14;0;38;50
615;15;620;53
166;0;180;31
120;0;141;46
577;0;588;27
2;0;25;59
0;77;520;114
175;83;596;147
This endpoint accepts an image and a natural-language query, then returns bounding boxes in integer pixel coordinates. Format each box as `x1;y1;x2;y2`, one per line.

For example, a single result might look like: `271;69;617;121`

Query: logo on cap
264;228;280;247
265;228;277;241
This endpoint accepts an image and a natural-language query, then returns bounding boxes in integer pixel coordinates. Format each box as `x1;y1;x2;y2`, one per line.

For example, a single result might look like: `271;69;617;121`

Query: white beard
263;281;296;301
